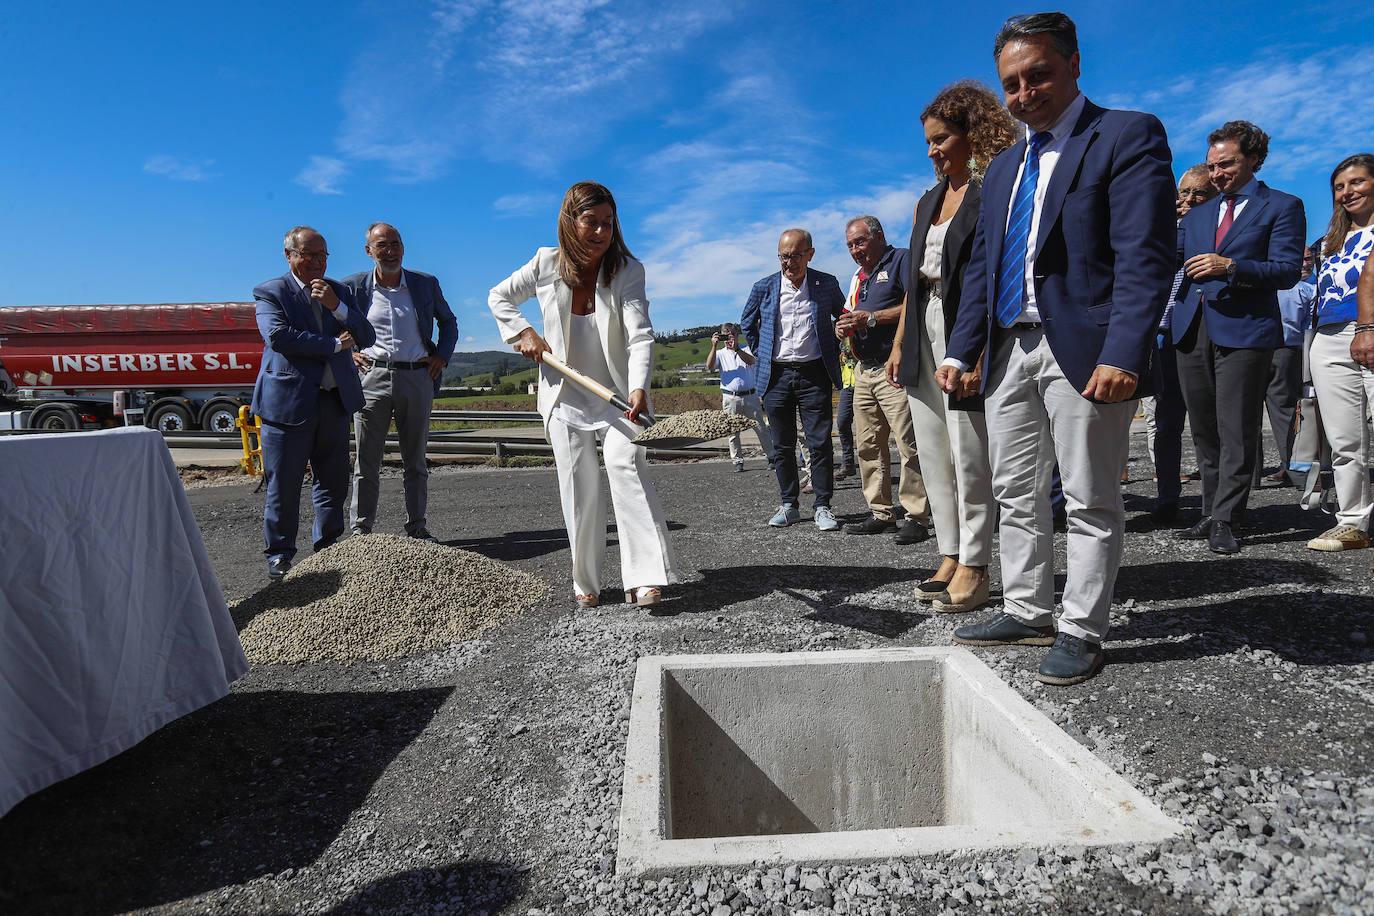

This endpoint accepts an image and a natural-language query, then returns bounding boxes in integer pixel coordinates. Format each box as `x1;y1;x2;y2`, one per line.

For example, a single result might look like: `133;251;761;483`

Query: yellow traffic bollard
237;406;262;475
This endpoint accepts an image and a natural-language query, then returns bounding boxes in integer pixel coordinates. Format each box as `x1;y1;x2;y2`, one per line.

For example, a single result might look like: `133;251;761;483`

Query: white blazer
489;247;655;425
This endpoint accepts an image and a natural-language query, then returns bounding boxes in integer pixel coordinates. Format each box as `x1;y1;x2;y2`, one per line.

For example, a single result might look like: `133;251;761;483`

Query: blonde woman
489;181;679;607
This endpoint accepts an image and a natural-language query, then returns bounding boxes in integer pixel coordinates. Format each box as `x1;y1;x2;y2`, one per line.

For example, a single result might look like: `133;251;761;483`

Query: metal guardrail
0;408;731;460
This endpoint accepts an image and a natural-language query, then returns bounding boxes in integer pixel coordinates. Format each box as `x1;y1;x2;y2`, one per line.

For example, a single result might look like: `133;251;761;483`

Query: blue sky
3;1;1369;350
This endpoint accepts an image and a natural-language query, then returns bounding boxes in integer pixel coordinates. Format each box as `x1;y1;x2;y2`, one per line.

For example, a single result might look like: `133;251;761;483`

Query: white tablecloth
0;426;248;816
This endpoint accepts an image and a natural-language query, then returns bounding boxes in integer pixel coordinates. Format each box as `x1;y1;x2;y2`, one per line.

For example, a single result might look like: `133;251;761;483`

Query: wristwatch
1225;259;1237;280
866;310;877;328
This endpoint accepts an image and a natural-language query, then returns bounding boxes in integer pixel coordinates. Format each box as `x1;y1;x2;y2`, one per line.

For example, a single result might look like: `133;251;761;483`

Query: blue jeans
763;359;835;508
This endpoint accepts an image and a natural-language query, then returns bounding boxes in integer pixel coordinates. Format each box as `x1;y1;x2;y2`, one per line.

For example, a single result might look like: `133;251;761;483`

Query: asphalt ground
1;423;1370;915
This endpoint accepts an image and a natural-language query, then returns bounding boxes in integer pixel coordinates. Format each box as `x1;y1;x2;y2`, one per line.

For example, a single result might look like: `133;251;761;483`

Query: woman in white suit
489;181;679;608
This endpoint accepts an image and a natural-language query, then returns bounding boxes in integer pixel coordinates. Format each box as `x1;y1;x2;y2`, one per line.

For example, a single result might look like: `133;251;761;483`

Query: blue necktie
996;131;1053;328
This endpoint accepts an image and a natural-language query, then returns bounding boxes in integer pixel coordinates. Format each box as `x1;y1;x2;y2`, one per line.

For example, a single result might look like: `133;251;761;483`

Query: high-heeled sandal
624;586;662;606
576;593;600;609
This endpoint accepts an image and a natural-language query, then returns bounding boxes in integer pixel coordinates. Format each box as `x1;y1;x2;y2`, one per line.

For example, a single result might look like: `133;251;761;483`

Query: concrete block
617;647;1180;876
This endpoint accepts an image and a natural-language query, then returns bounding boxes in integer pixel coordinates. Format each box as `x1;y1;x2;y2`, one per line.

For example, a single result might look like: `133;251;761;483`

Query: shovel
539;352;727;449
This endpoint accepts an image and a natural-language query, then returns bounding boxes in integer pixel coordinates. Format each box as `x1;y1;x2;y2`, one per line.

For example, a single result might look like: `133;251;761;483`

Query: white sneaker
768;505;801;527
814;506;840;532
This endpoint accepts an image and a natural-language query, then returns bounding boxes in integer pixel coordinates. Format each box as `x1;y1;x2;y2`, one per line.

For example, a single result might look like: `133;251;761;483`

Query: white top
716;345;756;393
363;274;428;362
776;274;822;362
1003;91;1087;323
488;248;655;427
553;312;620;430
920;219;950;284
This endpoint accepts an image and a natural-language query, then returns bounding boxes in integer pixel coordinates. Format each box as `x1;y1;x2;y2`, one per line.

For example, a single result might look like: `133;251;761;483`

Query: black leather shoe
1036;633;1105;685
1177;517;1212;540
847;516;898;536
1208;519;1240;555
267;556;291;581
1150;502;1178;526
953;611;1056;646
893;518;929;544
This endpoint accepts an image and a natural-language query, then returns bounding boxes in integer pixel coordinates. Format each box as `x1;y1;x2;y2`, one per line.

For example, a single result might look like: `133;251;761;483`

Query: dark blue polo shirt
851;245;908;363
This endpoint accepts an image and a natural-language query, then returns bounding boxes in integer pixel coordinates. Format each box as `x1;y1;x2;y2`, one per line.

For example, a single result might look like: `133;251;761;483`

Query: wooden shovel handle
541;352;654;428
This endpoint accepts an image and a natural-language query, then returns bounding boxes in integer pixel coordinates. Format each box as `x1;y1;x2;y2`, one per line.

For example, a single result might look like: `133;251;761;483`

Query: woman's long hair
1323;153;1374;256
920;81;1018;178
555;181;634;287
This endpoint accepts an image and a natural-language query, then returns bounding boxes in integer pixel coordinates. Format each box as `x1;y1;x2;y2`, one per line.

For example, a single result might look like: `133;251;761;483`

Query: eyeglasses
1178;188;1213;201
291;249;329;261
778;250;812;262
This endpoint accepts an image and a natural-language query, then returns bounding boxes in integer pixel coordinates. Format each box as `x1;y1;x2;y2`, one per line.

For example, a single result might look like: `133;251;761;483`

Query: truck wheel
32;405;80;430
201;398;243;434
149;402;193;433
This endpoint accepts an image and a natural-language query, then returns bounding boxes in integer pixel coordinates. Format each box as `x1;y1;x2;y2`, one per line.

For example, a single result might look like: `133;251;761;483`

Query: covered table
0;426;248;816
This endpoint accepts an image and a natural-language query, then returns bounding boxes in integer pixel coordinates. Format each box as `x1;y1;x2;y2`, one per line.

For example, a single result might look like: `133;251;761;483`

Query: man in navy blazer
1172;120;1305;555
251;225;376;580
936;13;1176;685
741;229;846;531
343;222;458;542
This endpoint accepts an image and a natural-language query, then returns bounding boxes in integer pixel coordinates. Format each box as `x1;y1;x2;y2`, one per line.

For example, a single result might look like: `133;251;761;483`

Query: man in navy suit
343;222;458;542
935;12;1176;685
1172;120;1305;555
252;226;377;581
741;229;846;532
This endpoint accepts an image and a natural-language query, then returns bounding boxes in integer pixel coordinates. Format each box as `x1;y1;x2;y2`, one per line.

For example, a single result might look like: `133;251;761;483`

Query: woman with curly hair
489;181;679;606
1307;153;1374;551
885;81;1017;612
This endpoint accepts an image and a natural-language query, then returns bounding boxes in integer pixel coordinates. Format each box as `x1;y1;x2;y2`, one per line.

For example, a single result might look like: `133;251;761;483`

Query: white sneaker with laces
814;506;840;532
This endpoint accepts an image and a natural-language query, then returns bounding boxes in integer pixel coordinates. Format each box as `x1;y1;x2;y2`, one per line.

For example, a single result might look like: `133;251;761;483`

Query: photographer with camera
706;322;773;471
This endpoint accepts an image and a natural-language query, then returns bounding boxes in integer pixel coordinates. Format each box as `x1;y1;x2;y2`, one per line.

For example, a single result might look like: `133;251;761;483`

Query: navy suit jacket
740;267;846;394
946;99;1176;397
250;273;377;425
1171;181;1305;349
342;268;459;394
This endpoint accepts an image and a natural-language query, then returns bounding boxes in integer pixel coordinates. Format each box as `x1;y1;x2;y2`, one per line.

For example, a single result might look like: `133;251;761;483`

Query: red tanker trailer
0;303;264;432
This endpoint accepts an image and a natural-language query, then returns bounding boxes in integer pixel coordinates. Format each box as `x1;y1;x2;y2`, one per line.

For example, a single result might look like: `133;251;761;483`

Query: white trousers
1309;322;1374;531
984;329;1133;643
722;390;773;462
905;293;994;565
547;415;680;598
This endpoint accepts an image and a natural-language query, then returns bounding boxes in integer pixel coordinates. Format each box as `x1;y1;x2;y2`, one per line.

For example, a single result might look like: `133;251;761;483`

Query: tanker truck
0;303;264;432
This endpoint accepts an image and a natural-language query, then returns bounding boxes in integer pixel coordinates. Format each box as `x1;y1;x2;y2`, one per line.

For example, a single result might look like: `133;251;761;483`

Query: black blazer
901;175;984;410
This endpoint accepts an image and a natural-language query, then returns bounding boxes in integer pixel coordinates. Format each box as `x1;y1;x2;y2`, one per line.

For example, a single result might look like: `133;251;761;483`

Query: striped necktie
996;131;1053;328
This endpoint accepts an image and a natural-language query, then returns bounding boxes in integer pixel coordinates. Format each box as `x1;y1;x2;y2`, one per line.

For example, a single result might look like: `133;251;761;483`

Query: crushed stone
633;409;754;444
234;533;547;664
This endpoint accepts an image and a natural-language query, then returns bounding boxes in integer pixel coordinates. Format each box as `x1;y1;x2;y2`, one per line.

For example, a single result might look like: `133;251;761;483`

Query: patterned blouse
1316;225;1374;328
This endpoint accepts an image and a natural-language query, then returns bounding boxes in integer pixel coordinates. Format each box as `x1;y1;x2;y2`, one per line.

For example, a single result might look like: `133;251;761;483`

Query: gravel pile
633;410;755;444
234;534;547;664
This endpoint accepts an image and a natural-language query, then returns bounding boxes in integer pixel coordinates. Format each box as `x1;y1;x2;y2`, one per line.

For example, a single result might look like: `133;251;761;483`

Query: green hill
452;331;732;391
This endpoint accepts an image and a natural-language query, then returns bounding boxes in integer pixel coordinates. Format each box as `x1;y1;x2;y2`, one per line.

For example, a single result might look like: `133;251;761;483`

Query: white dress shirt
1215;176;1257;228
1003;91;1087;324
362;273;428;362
775;274;822;362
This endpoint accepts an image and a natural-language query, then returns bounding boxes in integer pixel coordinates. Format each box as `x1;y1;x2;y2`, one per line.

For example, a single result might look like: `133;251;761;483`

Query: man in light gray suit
343;222;458;542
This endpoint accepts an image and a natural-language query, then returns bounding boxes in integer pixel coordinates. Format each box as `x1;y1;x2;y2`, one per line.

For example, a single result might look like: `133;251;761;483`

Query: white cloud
294;156;349;195
143;155;215;181
1103;46;1374;181
493;191;560;216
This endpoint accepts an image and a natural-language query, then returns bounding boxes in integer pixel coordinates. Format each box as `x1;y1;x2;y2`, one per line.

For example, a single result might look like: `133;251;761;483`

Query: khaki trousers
852;361;928;523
